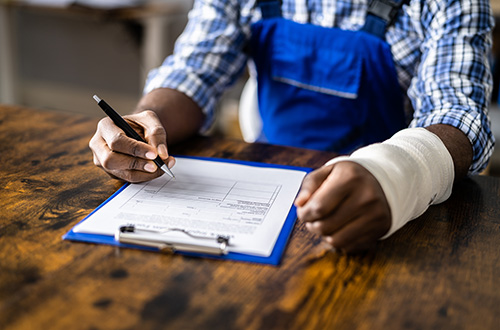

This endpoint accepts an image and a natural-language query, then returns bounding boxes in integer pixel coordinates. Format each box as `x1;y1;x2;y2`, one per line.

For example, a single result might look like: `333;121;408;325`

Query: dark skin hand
89;88;473;253
294;124;473;253
89;88;204;183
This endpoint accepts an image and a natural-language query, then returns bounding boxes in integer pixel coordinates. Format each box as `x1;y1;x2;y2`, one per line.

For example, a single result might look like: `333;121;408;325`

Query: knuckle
148;125;166;136
107;132;125;151
145;124;167;142
88;134;103;152
93;154;101;167
310;221;327;235
96;118;106;129
307;200;328;219
129;157;142;171
142;109;158;118
88;136;96;149
130;143;141;157
99;153;115;170
339;163;363;181
97;117;112;131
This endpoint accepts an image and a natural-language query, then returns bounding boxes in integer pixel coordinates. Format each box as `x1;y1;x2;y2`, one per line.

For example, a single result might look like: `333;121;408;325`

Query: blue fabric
259;0;281;19
249;16;407;153
362;15;387;39
144;0;494;173
361;0;409;39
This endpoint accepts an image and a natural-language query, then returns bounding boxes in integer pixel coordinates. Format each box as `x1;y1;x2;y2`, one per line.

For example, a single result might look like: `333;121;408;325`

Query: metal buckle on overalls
367;0;403;25
115;225;230;256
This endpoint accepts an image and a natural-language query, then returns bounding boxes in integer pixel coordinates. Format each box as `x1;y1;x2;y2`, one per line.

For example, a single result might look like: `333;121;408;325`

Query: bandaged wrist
325;128;455;238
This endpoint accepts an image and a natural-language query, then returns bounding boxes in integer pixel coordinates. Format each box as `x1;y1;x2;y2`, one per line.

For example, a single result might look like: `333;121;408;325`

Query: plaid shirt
144;0;495;173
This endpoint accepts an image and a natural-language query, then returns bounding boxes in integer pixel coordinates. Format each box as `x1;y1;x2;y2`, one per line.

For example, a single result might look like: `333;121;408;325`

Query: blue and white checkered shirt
144;0;495;173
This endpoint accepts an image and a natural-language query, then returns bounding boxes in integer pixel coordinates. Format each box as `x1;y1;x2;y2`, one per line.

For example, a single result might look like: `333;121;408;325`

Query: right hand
89;110;175;183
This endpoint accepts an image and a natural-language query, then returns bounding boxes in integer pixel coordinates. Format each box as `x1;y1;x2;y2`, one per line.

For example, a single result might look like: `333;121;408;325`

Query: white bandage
325;128;455;238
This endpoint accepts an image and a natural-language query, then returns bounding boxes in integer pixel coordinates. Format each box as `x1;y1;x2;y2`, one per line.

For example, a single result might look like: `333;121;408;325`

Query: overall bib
248;0;408;153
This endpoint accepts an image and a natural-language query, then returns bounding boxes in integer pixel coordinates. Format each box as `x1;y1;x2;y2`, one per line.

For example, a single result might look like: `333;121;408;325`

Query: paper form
74;157;307;257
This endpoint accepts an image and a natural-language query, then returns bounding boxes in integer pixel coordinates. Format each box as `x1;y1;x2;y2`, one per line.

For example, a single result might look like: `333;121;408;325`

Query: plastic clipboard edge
63;156;313;266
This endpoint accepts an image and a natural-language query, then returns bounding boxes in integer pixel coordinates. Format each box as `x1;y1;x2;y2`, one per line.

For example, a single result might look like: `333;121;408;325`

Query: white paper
74;157;307;257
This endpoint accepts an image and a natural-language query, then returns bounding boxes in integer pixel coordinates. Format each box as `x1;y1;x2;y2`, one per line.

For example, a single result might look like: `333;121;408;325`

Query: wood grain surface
1;105;499;330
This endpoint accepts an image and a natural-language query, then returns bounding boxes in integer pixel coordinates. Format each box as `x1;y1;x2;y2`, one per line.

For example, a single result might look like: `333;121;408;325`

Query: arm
295;0;493;253
89;0;253;182
295;124;471;253
426;124;472;180
407;0;494;174
134;88;204;145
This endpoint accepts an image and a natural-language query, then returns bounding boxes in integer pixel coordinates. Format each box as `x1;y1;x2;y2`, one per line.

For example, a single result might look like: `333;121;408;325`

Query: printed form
74;157;307;257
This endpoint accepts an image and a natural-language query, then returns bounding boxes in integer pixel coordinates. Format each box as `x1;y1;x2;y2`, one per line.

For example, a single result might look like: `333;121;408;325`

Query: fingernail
145;151;156;160
294;191;308;205
144;163;157;172
167;158;176;169
158;144;168;158
321;241;337;253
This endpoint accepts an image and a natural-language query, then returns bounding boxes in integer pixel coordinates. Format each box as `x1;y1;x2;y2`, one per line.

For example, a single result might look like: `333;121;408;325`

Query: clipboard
63;156;312;266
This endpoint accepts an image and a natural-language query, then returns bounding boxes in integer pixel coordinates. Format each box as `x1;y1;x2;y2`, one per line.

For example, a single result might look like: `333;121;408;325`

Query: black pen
93;95;175;179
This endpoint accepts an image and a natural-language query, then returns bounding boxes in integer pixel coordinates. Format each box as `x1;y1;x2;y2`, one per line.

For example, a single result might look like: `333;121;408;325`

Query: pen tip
93;95;101;103
160;164;175;179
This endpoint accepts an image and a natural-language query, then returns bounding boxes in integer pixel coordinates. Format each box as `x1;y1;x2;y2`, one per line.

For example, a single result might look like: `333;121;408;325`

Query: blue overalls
248;0;408;153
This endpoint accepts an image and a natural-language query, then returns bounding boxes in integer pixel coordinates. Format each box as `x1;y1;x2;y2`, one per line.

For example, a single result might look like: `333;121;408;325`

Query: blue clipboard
63;156;312;266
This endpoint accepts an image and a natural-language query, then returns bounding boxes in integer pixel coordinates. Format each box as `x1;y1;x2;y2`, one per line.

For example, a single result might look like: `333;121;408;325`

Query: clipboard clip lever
116;225;230;256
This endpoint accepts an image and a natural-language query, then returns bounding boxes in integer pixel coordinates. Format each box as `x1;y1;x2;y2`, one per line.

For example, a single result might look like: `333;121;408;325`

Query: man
89;0;494;252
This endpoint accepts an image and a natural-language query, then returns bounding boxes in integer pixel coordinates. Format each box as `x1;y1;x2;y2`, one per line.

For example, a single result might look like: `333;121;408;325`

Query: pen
93;95;175;179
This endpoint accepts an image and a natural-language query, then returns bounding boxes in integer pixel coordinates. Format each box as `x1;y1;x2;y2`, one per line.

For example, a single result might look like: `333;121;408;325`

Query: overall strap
256;0;282;19
361;0;410;39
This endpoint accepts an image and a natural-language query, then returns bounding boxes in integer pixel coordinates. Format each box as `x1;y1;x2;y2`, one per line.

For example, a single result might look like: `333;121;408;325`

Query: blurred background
1;0;500;175
0;0;245;138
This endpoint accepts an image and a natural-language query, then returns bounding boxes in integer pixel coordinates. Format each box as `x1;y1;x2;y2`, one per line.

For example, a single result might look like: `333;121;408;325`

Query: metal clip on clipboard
115;225;230;256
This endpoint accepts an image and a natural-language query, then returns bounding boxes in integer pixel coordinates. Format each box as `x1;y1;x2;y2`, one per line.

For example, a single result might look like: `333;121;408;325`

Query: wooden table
1;105;499;330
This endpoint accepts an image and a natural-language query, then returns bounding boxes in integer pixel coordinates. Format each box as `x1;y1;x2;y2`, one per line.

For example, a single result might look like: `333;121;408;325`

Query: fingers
294;165;333;207
131;110;169;157
106;168;165;183
98;115;158;158
320;211;390;253
129;110;176;169
324;235;378;254
91;135;155;171
297;161;391;253
296;164;355;223
89;111;173;183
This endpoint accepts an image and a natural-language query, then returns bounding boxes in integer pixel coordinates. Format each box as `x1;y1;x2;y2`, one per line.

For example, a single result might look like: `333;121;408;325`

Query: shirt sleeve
407;0;495;174
143;0;253;132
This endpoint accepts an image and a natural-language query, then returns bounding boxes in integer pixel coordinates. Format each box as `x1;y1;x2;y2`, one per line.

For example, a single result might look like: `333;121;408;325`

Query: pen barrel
153;156;165;168
95;96;173;177
99;100;144;142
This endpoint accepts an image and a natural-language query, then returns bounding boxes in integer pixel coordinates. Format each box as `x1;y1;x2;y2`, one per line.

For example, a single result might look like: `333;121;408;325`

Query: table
1;105;499;330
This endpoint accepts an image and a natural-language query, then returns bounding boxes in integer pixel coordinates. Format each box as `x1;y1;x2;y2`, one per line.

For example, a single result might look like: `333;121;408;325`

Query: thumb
294;165;333;207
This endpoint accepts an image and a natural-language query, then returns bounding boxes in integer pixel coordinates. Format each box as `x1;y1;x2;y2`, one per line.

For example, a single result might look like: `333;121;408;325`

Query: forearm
135;88;205;145
425;124;473;180
407;1;493;174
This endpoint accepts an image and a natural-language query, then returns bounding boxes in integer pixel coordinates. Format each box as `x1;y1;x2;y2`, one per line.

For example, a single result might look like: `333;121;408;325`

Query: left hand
294;161;392;253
